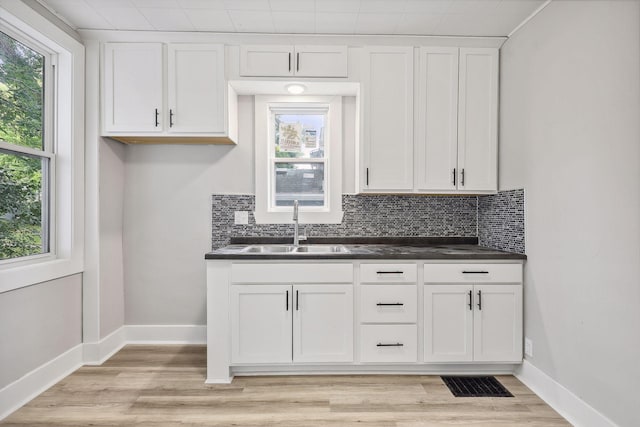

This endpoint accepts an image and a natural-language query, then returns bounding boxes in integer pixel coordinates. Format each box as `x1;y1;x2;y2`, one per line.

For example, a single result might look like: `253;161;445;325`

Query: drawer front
360;325;417;363
360;263;417;283
231;263;353;283
424;263;522;283
360;285;417;323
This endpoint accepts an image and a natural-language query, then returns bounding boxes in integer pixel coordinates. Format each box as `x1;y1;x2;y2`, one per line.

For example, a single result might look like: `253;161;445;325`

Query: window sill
0;256;82;294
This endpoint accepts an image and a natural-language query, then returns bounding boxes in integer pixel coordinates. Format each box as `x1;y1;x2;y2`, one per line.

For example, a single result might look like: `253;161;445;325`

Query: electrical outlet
524;338;533;357
234;211;249;225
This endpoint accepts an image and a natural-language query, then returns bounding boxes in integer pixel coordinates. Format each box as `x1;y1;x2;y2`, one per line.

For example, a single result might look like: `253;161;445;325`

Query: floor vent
441;376;513;397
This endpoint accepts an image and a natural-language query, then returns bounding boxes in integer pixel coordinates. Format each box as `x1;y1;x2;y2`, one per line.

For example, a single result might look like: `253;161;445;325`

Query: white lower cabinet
423;281;523;363
360;325;417;363
230;285;292;364
231;283;353;364
294;285;354;363
209;260;524;382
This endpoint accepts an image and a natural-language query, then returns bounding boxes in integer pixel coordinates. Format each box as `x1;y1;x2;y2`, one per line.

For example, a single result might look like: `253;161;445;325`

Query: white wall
500;1;640;425
122;96;356;324
0;274;82;388
99;138;126;337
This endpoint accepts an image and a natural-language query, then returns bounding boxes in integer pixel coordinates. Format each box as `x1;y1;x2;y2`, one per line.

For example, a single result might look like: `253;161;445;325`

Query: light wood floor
1;345;570;426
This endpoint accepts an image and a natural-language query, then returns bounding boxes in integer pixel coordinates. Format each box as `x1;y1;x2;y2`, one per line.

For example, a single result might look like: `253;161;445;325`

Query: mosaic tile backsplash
212;194;478;249
212;190;525;253
478;189;525;254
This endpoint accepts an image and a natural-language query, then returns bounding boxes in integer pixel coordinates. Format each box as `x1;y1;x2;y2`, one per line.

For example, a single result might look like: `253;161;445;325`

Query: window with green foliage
0;30;51;261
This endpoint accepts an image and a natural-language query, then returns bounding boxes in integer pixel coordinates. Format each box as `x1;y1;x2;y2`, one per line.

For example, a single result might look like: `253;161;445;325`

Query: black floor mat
441;376;514;397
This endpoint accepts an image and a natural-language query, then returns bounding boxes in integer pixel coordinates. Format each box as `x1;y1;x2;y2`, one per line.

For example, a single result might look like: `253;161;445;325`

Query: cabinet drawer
424;263;522;283
360;264;417;283
360;285;417;323
360;325;417;363
232;263;353;283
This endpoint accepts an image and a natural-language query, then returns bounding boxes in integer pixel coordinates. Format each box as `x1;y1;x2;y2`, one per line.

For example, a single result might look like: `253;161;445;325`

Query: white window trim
255;95;343;224
0;2;84;293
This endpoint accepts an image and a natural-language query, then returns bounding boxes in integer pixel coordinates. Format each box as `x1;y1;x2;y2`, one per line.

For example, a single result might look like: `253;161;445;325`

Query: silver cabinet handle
377;343;403;347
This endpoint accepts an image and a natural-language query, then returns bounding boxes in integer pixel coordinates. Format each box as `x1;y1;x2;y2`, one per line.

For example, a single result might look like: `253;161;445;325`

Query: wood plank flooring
1;345;570;426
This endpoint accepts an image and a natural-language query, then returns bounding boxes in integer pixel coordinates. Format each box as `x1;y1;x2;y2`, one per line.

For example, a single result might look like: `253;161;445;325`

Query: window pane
0;31;45;150
0;150;48;260
275;162;325;207
274;113;325;159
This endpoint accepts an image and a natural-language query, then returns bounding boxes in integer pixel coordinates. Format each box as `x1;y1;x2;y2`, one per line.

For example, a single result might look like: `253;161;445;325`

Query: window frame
0;2;84;293
0;26;56;265
269;105;329;212
254;95;343;224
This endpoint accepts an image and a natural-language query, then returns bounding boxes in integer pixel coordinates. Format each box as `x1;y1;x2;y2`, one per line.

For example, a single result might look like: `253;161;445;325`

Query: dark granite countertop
204;237;527;260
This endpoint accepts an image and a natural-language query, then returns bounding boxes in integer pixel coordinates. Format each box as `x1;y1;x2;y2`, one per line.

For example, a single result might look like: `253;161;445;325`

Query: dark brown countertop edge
205;252;527;260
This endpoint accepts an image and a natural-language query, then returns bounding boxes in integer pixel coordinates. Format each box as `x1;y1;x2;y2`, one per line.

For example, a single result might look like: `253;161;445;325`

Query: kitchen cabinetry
239;45;348;77
361;47;414;191
228;263;354;365
423;264;522;363
231;283;353;364
360;46;498;194
206;259;524;383
359;263;418;363
416;47;498;193
102;42;237;144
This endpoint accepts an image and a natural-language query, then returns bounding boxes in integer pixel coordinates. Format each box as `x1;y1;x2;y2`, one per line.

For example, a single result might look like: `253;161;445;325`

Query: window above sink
254;95;344;224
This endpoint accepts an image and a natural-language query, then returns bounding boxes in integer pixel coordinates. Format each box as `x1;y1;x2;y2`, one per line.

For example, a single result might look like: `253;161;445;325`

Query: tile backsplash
478;189;525;254
211;190;525;253
212;194;477;249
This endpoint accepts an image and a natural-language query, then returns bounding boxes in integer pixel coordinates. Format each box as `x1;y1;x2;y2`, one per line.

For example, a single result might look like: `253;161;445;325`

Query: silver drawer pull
376;302;404;306
376;343;404;347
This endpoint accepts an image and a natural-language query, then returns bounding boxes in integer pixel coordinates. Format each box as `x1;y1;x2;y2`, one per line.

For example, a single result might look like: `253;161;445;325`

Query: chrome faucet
292;200;306;247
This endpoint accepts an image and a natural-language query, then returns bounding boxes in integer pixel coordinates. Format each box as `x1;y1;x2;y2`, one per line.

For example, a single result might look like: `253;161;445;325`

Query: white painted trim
83;326;126;366
516;360;618;427
233;364;517;376
507;0;553;39
0;344;83;420
125;325;207;344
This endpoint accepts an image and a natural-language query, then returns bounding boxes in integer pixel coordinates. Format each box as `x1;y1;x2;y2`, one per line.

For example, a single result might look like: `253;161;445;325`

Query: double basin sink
241;244;349;254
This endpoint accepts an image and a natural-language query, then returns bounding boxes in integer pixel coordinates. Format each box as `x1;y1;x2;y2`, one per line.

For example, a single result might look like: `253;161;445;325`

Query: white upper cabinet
167;44;225;134
103;43;163;133
416;47;498;193
240;45;348;78
457;48;499;192
361;46;414;191
102;42;236;144
415;47;459;192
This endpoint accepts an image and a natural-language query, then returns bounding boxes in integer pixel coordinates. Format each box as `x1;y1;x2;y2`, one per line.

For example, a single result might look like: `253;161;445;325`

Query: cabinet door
167;44;225;134
240;45;294;77
230;285;292;364
294;46;348;77
457;48;498;192
362;47;414;191
473;284;523;362
424;284;473;362
103;43;163;133
416;48;459;191
293;284;353;363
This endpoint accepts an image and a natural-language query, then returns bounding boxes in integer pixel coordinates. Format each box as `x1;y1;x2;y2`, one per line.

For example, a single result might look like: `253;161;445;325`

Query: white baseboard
0;344;84;421
125;324;206;344
83;326;126;365
516;360;617;427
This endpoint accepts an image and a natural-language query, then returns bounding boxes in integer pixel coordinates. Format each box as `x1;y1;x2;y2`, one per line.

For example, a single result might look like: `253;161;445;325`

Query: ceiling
38;0;547;37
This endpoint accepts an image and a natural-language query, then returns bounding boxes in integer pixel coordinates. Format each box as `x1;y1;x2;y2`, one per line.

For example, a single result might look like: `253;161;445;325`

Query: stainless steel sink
241;245;349;254
294;245;349;253
242;245;296;253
